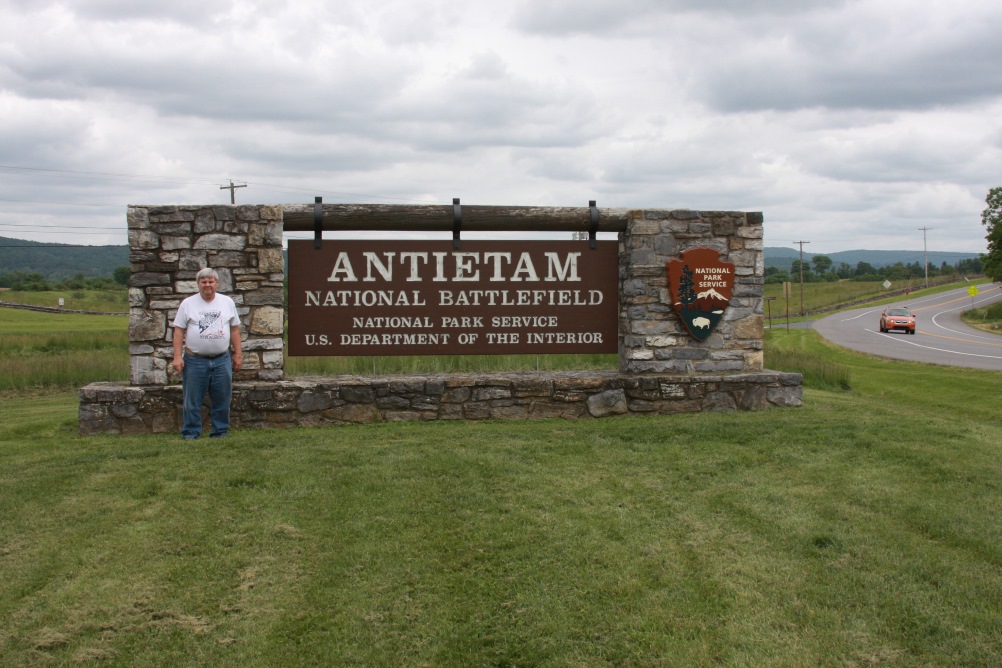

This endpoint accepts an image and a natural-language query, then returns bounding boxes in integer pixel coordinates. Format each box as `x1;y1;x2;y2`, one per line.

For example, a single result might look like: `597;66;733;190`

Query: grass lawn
1;329;1001;665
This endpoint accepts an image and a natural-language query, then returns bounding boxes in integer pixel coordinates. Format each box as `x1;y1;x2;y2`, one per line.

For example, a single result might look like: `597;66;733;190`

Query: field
1;289;1001;665
761;277;971;319
0;308;128;391
0;288;127;313
763;279;888;316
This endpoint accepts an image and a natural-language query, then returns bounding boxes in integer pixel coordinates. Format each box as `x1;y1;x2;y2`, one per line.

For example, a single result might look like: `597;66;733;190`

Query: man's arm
231;325;243;371
172;326;185;373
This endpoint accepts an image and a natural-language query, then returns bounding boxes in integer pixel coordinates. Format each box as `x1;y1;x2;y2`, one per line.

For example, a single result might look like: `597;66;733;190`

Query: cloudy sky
1;0;1000;258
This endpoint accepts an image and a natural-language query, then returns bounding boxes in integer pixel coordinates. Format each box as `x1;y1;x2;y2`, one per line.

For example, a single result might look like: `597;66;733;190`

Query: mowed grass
1;326;1001;665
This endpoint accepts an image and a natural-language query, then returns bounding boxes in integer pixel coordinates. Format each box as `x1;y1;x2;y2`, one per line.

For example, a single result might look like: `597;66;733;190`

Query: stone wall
80;205;802;436
620;210;764;373
79;371;803;435
127;205;285;384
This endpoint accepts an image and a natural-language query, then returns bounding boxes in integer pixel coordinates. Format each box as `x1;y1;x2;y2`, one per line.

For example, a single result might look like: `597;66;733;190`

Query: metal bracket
588;200;598;250
452;197;462;250
313;196;323;249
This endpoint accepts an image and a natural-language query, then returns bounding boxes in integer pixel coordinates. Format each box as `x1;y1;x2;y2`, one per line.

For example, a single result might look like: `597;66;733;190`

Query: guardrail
0;300;127;316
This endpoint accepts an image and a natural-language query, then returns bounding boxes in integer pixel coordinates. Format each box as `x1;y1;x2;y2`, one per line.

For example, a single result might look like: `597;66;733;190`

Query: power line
0;223;124;230
0;198;121;208
0;244;125;248
243;180;438;204
0;231;124;236
0;162;442;206
0;163;439;205
0;164;221;186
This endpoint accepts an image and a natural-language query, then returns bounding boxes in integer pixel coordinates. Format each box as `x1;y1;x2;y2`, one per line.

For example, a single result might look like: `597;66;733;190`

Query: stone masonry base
79;371;803;435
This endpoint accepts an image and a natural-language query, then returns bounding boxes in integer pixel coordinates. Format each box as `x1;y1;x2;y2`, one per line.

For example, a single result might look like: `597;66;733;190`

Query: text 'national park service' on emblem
666;248;735;341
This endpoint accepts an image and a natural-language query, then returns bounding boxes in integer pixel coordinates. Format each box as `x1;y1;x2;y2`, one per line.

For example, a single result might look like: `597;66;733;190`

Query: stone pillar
619;210;764;374
126;205;285;384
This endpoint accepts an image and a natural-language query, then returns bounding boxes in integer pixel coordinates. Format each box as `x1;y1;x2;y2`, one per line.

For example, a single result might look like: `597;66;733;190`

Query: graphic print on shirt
198;310;225;339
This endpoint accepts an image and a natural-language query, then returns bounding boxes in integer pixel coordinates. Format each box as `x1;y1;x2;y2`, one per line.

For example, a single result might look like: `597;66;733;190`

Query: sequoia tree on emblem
666;248;735;341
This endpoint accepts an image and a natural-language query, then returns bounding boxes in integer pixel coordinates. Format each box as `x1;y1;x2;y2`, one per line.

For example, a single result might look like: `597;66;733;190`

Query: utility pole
918;226;932;289
794;240;810;315
220;180;247;204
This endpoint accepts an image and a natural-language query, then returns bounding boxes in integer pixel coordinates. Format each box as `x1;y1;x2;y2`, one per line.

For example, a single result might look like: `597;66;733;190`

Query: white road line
929;293;1002;340
865;329;1002;360
841;310;878;322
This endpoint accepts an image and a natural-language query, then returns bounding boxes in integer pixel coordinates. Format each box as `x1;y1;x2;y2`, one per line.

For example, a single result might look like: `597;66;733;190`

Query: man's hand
233;352;243;372
172;355;184;373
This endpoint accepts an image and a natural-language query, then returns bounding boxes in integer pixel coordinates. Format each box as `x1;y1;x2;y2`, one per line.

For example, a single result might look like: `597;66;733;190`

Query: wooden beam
281;203;632;232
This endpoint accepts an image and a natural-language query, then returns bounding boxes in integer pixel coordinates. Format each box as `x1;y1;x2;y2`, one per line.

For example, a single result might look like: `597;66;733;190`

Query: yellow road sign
968;285;980;297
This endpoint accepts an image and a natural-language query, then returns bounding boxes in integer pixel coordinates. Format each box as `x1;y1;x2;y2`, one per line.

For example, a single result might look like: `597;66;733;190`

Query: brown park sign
287;240;619;356
666;247;735;341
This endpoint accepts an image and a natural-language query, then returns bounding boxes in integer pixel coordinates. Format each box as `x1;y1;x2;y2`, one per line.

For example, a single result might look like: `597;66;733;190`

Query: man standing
172;267;243;439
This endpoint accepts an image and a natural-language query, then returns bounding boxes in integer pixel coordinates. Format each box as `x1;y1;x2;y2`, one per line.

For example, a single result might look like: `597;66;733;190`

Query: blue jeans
181;351;233;438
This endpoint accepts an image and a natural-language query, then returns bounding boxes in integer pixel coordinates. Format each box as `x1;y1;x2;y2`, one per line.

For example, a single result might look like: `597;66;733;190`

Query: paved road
812;284;1002;371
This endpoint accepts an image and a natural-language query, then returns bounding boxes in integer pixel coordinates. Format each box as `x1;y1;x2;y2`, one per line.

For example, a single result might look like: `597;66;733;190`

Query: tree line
983;187;1002;282
0;237;130;281
0;267;130;292
765;256;984;285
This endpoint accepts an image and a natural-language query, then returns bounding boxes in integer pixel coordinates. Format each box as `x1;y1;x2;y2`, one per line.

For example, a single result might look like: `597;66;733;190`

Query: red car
879;307;916;334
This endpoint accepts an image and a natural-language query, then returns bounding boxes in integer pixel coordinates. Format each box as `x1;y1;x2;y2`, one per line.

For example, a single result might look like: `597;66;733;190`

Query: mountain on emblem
666;248;736;341
696;288;728;302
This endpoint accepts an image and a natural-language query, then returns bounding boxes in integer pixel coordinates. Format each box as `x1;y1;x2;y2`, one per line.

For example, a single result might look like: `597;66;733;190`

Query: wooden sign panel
288;240;619;356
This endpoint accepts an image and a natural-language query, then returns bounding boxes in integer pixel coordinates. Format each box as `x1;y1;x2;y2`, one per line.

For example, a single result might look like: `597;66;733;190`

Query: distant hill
765;247;982;272
0;236;129;280
0;235;984;280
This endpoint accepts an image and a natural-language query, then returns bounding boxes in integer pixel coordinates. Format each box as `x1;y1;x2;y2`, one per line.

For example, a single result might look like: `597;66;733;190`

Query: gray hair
196;267;219;281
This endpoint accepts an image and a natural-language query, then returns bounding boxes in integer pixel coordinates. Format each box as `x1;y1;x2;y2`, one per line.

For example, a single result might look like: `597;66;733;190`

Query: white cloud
0;0;998;255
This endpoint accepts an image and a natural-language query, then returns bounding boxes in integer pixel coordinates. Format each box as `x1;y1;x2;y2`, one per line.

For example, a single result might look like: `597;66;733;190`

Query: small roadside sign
968;285;980;297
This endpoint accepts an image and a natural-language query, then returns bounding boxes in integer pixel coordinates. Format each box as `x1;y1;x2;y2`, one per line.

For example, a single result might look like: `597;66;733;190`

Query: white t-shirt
173;293;241;355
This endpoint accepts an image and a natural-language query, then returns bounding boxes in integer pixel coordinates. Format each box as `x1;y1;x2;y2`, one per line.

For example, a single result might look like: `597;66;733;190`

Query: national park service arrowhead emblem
666;248;735;341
